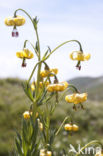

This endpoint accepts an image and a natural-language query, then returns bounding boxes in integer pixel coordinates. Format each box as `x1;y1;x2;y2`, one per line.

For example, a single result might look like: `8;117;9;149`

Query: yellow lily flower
16;49;34;59
65;93;87;104
46;151;52;156
23;111;38;119
4;16;25;26
47;81;69;92
31;81;50;91
72;124;79;131
69;51;91;61
16;49;34;67
40;149;52;156
64;123;73;131
40;68;58;78
23;111;32;119
64;123;79;132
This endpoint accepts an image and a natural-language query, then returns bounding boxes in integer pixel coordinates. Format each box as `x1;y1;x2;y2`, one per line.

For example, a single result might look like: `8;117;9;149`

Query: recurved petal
84;53;91;61
14;16;25;26
65;94;74;103
50;68;58;74
4;17;15;26
16;51;24;58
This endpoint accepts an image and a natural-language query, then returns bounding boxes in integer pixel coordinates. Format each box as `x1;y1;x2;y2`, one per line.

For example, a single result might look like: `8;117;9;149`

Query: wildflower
31;81;50;91
69;51;91;61
40;68;58;78
47;81;69;92
23;111;38;119
46;151;52;156
64;124;73;131
64;123;79;132
5;16;25;26
23;111;32;119
16;48;34;67
65;93;87;104
72;124;79;131
40;149;45;156
5;16;25;37
62;81;69;89
40;149;52;156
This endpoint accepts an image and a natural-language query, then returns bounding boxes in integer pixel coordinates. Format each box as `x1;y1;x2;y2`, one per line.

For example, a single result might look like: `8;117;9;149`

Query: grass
0;78;103;155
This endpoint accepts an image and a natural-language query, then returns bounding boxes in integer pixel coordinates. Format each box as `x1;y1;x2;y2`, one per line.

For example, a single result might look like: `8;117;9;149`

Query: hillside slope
68;76;103;101
0;77;103;156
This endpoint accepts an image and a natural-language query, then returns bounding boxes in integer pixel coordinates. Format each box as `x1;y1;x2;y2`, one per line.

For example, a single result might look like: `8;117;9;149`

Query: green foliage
15;118;39;156
0;78;103;156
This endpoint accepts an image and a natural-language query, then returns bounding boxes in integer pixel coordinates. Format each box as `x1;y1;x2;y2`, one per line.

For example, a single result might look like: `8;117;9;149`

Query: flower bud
23;111;32;119
72;124;79;131
64;124;72;131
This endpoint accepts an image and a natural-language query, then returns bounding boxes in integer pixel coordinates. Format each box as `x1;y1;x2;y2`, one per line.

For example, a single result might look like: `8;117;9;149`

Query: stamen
22;59;26;67
12;28;19;37
76;65;81;70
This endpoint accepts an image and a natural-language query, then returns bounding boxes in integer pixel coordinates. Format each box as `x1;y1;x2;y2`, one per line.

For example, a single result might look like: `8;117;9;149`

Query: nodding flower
16;48;34;67
64;123;79;132
5;15;25;37
23;111;32;119
69;51;91;70
40;68;58;78
5;15;25;26
23;111;38;119
65;93;87;104
69;51;91;61
47;81;69;92
40;149;52;156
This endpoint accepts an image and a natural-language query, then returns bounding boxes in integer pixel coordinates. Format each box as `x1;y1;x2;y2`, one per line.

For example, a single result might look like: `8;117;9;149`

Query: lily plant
4;9;103;156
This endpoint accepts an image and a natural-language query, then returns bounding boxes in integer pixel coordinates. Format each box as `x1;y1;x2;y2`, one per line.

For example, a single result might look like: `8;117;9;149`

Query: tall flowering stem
14;8;42;119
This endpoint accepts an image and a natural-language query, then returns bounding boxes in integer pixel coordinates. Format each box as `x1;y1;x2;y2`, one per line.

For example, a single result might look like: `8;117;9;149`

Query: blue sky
0;0;103;81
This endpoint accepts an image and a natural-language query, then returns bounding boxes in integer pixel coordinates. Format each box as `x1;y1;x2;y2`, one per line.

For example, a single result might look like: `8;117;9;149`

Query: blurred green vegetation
0;77;103;156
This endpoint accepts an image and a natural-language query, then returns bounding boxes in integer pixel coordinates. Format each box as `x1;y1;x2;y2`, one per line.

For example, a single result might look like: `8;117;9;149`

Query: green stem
59;86;79;101
55;116;71;136
27;61;43;84
35;28;41;98
27;60;50;84
14;9;41;58
35;29;41;59
14;9;34;25
68;84;80;93
14;9;41;85
76;140;103;156
14;9;41;115
44;40;83;61
44;73;59;84
46;115;50;144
